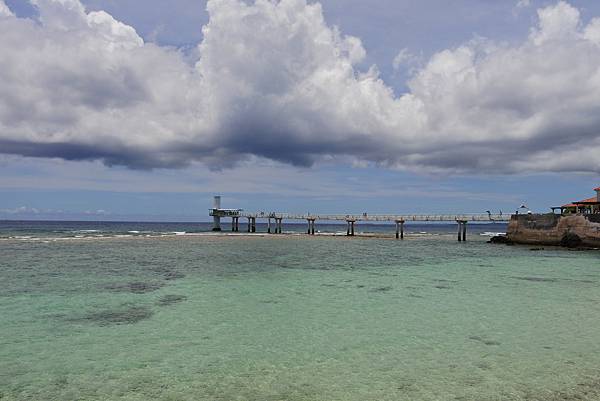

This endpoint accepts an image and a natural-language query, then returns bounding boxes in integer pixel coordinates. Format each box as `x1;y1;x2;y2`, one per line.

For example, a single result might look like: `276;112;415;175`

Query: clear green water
1;234;600;401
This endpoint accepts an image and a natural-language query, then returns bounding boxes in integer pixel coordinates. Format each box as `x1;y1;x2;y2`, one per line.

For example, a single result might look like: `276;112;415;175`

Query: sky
1;0;600;221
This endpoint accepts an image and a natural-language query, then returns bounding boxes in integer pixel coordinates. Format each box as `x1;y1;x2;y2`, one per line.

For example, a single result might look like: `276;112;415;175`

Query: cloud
392;48;420;71
0;0;13;17
0;204;115;220
1;0;600;174
0;206;41;214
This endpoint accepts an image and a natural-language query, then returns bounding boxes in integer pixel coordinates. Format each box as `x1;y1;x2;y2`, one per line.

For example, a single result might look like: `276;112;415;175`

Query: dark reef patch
511;276;558;283
518;377;600;401
511;276;595;285
161;271;186;281
370;285;394;293
475;361;492;371
73;306;153;326
468;335;501;346
259;299;280;304
105;281;164;294
370;286;393;292
157;294;188;307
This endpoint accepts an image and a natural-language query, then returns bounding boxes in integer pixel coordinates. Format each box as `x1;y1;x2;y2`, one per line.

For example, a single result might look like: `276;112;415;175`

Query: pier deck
234;212;510;222
209;196;509;241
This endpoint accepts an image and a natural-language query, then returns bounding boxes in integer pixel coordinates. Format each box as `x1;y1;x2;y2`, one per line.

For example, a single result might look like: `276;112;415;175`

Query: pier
209;197;509;241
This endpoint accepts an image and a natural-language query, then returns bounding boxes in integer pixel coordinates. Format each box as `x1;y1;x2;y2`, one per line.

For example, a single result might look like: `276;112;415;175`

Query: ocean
1;221;600;400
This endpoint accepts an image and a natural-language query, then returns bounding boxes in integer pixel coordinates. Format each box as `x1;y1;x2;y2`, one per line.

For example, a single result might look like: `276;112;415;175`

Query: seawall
506;214;600;248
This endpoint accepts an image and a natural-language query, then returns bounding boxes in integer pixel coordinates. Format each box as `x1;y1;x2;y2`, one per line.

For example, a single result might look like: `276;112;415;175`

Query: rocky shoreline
494;214;600;249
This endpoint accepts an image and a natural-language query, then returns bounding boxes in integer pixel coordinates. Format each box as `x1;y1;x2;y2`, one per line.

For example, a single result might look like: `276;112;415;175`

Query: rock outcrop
506;214;600;248
489;235;513;244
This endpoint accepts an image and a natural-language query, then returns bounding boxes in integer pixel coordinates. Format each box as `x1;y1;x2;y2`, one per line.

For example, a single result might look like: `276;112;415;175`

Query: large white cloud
0;0;600;173
0;0;12;17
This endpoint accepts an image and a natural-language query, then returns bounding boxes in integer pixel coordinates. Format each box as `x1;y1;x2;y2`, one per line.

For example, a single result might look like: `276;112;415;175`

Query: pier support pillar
235;217;239;232
275;218;282;234
212;217;221;232
268;218;272;234
346;220;356;236
457;220;467;242
395;220;405;240
251;217;256;233
311;219;316;235
247;217;252;233
231;217;236;232
346;220;355;236
212;196;222;231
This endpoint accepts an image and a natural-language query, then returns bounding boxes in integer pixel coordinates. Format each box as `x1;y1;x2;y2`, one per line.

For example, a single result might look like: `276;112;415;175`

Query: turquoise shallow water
1;231;600;400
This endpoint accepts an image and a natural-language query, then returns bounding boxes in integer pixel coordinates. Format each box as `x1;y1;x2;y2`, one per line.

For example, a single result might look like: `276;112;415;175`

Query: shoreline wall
506;214;600;247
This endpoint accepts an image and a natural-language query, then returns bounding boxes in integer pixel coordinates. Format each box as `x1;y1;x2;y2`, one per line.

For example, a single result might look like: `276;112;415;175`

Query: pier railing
233;212;511;222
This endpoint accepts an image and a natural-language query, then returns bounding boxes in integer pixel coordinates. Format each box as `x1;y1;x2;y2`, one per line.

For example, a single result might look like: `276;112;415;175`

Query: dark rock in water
76;306;153;325
157;294;188;306
561;232;582;248
106;281;164;294
488;235;512;244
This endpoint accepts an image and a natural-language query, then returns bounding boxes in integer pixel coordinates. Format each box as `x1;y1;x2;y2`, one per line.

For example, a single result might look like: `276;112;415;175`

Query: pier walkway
209;197;509;241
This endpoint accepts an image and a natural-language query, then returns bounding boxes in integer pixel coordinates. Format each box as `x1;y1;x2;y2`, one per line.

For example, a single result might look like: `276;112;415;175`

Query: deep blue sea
0;220;507;240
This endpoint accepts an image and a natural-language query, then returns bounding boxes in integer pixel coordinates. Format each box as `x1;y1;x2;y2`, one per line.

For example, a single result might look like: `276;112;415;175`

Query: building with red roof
558;187;600;214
